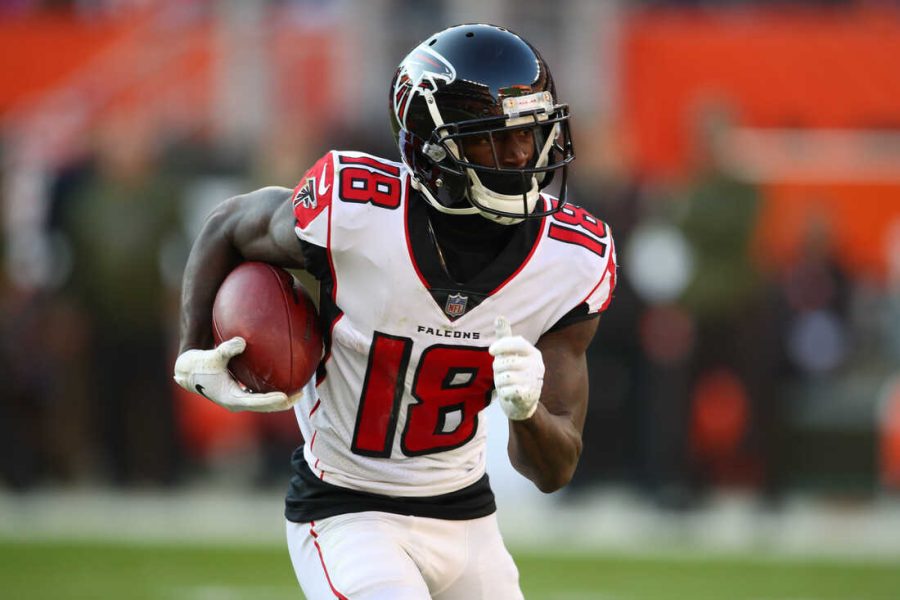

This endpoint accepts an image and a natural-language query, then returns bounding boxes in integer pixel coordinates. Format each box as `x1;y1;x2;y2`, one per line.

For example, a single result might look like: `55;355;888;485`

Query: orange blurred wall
0;15;135;115
620;6;900;280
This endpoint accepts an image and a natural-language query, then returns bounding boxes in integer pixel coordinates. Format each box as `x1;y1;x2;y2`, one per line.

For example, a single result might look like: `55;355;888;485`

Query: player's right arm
174;186;305;413
179;186;304;353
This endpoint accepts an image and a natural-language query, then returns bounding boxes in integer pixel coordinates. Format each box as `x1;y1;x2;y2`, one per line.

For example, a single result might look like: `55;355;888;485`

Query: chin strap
421;89;461;160
534;122;560;175
465;170;536;225
410;176;481;216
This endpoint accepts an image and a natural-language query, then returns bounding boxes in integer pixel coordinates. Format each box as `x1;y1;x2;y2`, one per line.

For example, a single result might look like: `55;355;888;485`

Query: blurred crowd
2;0;900;507
570;110;900;505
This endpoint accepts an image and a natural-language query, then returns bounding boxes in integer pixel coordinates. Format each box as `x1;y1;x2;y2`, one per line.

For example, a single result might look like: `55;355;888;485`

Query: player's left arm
495;316;599;493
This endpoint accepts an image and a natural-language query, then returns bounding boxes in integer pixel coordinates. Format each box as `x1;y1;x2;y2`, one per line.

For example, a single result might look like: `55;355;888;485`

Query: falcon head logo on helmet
393;47;456;127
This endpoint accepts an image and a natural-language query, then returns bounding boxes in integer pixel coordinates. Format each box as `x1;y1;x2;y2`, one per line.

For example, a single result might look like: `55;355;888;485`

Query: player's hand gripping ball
489;315;544;421
173;262;323;413
174;338;300;412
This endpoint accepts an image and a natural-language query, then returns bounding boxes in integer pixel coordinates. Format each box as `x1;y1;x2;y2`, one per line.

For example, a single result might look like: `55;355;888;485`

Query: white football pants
286;511;523;599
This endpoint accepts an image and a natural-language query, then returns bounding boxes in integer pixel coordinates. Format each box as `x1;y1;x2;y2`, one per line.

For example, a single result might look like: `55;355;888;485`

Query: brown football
212;262;322;394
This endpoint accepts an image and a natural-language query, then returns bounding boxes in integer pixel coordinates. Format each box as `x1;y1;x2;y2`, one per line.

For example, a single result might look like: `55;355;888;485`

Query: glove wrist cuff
505;397;539;421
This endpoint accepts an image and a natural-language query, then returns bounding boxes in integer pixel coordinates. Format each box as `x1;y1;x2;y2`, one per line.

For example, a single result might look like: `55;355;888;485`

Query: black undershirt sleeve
297;237;329;282
546;302;598;333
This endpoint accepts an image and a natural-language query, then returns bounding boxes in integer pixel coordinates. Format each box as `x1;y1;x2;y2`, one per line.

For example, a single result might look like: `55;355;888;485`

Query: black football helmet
390;24;574;224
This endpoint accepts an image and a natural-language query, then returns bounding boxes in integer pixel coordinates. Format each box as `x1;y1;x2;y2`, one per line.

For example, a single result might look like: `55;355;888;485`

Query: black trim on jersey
350;331;413;458
285;449;496;523
298;238;329;280
547;302;599;333
406;193;543;320
297;238;340;383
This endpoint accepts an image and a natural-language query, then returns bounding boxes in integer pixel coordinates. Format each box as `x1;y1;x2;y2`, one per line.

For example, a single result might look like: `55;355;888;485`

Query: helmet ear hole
422;142;447;163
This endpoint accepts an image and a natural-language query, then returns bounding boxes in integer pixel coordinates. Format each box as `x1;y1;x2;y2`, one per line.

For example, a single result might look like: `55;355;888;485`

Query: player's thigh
286;515;430;600
432;513;523;600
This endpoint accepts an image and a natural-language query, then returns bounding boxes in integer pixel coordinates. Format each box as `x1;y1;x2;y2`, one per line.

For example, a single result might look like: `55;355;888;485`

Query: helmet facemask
433;94;573;223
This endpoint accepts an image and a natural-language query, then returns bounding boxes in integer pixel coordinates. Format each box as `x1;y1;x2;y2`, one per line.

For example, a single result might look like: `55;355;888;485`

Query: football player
174;24;616;599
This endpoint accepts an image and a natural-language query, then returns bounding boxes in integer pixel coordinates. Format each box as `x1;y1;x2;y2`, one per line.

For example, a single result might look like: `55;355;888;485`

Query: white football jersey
289;150;616;498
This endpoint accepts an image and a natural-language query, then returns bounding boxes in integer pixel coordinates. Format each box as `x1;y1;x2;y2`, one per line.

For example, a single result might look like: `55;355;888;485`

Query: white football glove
489;316;544;421
173;337;301;413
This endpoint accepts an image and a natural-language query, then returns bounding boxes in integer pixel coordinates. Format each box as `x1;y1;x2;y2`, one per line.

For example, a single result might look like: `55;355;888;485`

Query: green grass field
1;539;898;599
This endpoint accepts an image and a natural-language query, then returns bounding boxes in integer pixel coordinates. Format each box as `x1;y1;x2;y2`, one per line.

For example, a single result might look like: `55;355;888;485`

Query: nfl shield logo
444;293;468;318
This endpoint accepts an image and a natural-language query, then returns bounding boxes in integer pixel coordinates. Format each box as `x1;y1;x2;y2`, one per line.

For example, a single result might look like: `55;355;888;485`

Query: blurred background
2;0;900;597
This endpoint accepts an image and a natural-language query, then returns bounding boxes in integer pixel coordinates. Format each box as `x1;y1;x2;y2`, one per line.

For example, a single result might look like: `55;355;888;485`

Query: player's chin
478;172;531;196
